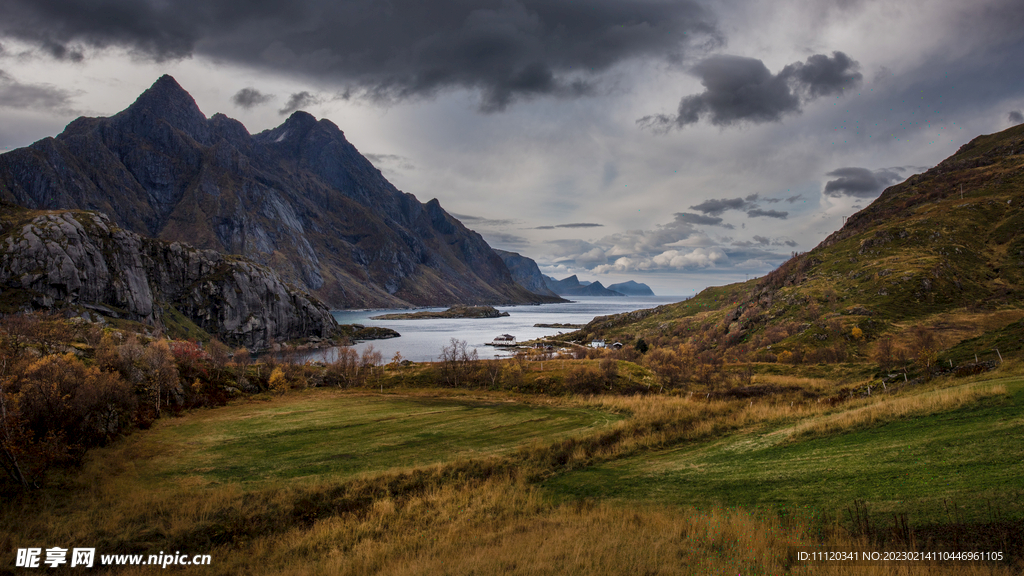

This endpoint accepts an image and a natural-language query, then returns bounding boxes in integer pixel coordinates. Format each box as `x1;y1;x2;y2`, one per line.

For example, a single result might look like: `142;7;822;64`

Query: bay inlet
315;296;683;363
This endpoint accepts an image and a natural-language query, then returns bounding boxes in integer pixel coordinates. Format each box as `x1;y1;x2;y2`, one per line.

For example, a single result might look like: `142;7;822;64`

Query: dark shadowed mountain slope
493;250;564;299
0;75;553;309
570;124;1024;359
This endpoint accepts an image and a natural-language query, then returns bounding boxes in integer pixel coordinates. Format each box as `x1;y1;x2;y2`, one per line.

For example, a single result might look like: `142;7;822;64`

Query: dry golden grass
97;477;1015;576
885;309;1024;353
789;381;1009;439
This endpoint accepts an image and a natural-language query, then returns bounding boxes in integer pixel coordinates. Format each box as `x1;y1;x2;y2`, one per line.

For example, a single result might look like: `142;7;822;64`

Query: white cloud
594;247;727;273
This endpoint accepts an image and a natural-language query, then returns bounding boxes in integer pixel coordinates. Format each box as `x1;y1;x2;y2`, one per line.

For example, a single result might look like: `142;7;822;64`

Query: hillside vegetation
568;124;1024;378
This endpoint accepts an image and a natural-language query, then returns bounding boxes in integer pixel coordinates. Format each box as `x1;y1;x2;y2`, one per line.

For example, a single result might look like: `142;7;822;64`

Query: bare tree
439;338;478;387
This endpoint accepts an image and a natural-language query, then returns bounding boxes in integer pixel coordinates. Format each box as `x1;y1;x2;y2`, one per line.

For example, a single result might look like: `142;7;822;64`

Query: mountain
0;203;338;350
493;250;563;299
607;281;655;296
543;275;625;297
570;124;1024;361
0;75;554;309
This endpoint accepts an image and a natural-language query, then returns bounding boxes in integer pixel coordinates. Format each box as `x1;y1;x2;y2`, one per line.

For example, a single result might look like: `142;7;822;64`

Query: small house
490;334;516;346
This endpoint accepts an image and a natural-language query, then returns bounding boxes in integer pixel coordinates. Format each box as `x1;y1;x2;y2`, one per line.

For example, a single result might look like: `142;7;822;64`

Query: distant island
371;305;510;320
542;275;655;297
534;322;584;329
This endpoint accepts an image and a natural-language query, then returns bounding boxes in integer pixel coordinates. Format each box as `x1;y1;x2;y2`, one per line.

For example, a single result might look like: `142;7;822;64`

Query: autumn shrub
268;367;288;394
565;365;604;394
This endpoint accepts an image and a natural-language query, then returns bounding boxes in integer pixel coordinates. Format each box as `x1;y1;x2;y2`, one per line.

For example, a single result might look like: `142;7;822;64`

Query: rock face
0;204;338;350
0;75;554;309
493;250;563;299
543;275;625;297
607;280;655;296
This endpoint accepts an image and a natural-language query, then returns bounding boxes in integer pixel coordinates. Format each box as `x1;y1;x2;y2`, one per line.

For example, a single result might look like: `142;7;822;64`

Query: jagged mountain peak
112;74;211;145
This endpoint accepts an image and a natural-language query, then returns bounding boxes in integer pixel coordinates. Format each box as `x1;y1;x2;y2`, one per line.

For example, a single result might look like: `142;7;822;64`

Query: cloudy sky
2;0;1023;296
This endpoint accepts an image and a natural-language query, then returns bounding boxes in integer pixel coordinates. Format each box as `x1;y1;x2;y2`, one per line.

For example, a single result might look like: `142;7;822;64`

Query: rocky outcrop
0;204;338;350
0;75;551;309
494;250;563;299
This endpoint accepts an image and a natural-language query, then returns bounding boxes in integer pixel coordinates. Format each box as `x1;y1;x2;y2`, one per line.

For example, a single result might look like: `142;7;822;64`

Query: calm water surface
312;296;683;363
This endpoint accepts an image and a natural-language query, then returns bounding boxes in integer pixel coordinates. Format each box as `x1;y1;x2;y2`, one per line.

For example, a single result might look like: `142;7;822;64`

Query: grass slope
544;375;1024;531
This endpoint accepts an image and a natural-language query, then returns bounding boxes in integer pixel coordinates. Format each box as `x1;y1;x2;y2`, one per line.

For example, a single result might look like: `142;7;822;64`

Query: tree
232;347;253;389
0;355;31;489
634;338;649;355
269;367;288;394
144;340;180;415
438;338;478;387
207;339;231;376
326;347;360;387
874;336;895;371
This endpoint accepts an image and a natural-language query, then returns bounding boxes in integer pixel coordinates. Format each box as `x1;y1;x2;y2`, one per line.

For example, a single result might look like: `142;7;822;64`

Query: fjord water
316;296;683;363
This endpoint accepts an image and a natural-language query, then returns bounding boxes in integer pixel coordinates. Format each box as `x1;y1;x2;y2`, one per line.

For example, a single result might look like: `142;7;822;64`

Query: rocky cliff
0;75;554;309
0;203;338;350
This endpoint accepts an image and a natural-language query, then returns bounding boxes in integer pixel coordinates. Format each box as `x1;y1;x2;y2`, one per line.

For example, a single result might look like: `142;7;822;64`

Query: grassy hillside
566;125;1024;371
546;374;1023;532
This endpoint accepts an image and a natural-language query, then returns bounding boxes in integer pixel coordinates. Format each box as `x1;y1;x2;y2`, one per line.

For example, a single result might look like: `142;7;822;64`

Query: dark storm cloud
41;40;83;62
639;51;861;130
782;51;861;98
0;70;74;110
1011;110;1024;124
746;208;788;219
674;212;725;226
689;197;749;216
279;91;321;115
752;235;770;245
785;194;804;203
823;167;903;198
555;223;603;229
232;87;273;109
533;222;603;229
0;0;719;112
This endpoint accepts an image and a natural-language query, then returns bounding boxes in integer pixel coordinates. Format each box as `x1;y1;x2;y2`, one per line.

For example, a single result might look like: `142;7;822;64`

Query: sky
2;0;1023;297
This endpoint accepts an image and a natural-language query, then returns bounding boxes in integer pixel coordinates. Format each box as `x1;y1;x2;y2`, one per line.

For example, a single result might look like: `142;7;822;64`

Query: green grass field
130;390;621;487
543;375;1024;530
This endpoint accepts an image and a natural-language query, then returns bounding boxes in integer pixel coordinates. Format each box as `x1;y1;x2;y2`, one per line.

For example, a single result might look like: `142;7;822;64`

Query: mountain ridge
0;75;555;309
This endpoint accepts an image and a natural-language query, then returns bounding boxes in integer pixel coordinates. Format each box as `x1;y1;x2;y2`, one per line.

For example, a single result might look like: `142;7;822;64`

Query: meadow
4;362;1022;575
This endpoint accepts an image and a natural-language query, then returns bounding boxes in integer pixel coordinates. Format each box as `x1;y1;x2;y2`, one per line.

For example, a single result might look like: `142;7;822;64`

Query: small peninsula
371;305;510;320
